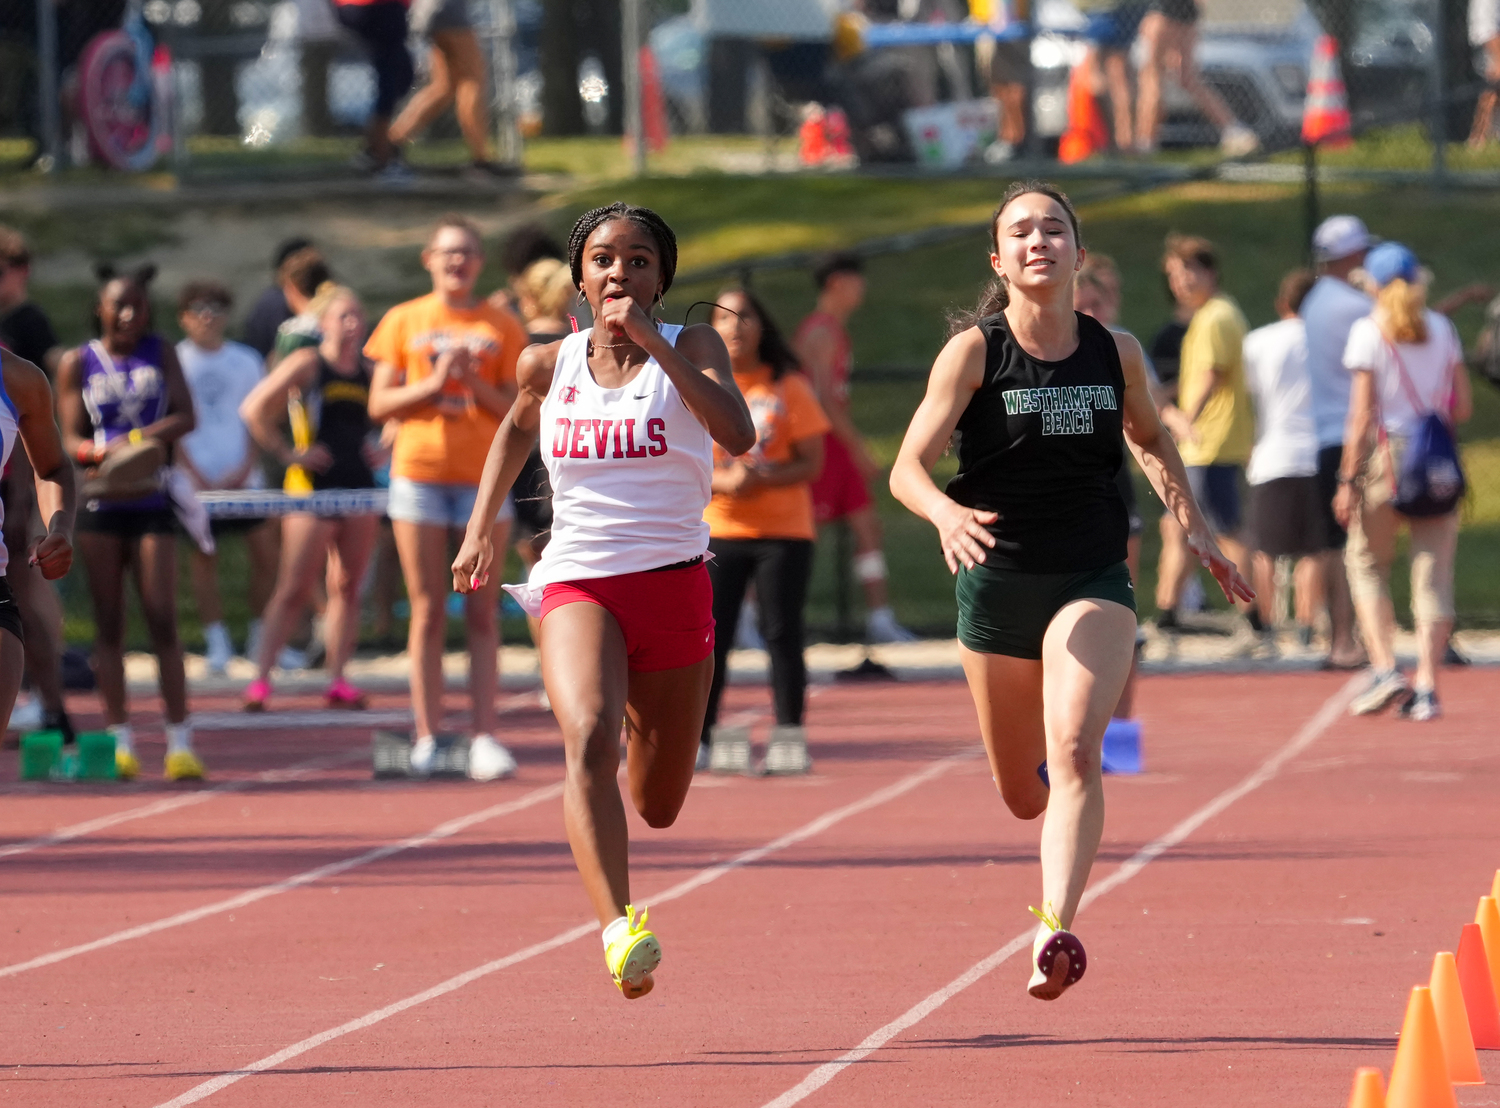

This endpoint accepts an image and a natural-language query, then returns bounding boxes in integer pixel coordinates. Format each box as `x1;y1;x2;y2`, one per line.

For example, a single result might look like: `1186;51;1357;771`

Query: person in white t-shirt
175;281;278;674
1334;244;1472;722
1300;215;1375;669
1244;269;1323;649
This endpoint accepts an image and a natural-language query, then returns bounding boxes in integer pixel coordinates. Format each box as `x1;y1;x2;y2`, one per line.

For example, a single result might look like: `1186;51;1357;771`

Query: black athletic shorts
1249;476;1326;559
209;517;268;540
957;560;1137;660
0;577;22;643
77;506;178;538
1315;444;1347;550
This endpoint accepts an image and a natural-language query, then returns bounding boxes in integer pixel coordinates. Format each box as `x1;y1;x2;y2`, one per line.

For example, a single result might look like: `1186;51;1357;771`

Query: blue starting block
1101;718;1143;775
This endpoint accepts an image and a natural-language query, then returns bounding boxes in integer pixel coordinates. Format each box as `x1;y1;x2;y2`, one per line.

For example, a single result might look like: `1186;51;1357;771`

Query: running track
3;668;1497;1106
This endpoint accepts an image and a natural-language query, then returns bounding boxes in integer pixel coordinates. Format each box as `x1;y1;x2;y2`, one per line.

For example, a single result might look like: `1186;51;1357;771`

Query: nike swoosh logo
633;393;653;399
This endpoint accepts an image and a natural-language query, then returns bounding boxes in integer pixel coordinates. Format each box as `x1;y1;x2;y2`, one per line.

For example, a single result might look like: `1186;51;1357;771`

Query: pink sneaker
243;678;271;713
325;678;367;710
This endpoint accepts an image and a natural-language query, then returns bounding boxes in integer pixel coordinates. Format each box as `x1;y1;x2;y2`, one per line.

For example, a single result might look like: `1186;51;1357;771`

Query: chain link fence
1;0;1496;178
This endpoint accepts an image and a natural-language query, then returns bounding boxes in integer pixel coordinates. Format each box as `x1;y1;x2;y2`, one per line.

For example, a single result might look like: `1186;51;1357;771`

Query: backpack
1381;338;1466;518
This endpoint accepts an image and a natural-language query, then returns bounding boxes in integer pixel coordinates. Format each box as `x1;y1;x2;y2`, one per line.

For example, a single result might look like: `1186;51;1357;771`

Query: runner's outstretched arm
452;342;554;592
889;327;995;573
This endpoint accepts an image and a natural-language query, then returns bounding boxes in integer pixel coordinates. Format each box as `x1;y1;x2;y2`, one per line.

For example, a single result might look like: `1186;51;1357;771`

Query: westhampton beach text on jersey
1002;385;1118;436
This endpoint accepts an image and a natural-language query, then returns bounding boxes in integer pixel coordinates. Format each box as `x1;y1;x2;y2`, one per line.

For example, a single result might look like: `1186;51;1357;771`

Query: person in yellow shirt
700;288;830;775
366;214;525;780
1156;234;1255;627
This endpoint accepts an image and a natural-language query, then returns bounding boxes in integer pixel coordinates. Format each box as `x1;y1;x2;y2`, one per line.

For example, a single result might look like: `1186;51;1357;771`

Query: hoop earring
576;288;585;305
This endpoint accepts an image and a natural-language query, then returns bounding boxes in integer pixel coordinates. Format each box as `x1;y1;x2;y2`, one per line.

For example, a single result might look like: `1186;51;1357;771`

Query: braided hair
566;203;678;302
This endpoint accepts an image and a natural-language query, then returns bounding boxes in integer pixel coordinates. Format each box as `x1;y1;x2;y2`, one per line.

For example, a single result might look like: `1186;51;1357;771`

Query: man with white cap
1299;214;1374;669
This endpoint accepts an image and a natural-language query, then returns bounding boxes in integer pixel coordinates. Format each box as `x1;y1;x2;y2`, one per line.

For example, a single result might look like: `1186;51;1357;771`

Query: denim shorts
387;477;514;530
1186;464;1243;536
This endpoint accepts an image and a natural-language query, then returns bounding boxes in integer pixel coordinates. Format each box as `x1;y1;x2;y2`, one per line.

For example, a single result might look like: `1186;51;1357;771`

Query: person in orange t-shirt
366;214;524;780
699;289;830;771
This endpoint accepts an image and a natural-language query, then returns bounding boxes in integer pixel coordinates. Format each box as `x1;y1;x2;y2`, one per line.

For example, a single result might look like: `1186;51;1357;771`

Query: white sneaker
468;733;518;781
204;622;234;675
867;607;918;644
708;725;752;775
762;725;812;775
10;693;43;731
1349;669;1411;716
983;140;1015;164
1220;123;1260;157
409;735;437;778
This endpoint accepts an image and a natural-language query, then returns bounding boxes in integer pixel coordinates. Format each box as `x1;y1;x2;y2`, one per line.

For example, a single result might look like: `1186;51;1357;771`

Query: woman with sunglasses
366;215;528;781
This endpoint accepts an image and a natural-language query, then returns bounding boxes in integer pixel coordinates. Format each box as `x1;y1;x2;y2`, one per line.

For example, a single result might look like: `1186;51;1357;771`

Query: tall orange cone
1349;1067;1387;1108
1386;987;1457;1108
1458;923;1500;1050
1302;34;1353;148
1430;952;1484;1084
1480;898;1500;1005
1058;64;1110;164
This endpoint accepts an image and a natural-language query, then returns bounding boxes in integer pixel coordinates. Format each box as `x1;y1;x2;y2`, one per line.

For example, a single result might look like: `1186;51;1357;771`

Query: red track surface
3;668;1497;1106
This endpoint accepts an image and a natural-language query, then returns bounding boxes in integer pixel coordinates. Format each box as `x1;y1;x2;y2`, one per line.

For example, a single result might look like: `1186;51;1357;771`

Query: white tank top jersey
0;377;19;576
504;324;714;617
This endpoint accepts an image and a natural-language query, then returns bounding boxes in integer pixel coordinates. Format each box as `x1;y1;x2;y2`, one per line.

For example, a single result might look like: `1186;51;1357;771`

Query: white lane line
0;781;566;979
758;676;1364;1108
0;692;540;860
149;748;979;1108
0;751;366;862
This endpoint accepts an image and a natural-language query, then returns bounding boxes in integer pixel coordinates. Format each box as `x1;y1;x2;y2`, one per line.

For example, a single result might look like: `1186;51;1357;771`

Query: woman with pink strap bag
1335;243;1472;722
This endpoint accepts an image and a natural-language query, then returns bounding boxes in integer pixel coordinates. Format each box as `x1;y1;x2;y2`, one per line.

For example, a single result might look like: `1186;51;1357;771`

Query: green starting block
371;730;470;780
19;730;62;781
19;730;116;782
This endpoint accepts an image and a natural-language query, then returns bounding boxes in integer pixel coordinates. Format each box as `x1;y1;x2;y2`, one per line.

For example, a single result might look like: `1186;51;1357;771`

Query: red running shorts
540;560;714;672
811;432;873;525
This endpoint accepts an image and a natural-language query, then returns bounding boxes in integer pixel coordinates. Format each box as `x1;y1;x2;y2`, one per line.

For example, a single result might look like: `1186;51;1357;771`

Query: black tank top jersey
310;354;376;492
945;311;1130;572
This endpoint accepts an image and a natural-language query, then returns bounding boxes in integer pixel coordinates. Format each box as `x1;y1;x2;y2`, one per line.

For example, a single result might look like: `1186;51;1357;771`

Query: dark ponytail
946;179;1082;339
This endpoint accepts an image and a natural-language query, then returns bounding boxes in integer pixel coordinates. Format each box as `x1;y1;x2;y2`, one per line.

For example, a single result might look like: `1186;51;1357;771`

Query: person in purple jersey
55;265;203;782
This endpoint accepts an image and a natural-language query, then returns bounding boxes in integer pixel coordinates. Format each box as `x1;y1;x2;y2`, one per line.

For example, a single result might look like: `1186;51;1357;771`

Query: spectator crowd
0;203;1482;783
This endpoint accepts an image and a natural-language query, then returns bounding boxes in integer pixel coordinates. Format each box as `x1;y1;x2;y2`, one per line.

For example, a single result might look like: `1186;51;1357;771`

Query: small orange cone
1057;63;1110;164
1458;923;1500;1050
1386;987;1457;1108
1430;952;1484;1084
1349;1067;1387;1108
1480;898;1500;1006
1302;34;1353;148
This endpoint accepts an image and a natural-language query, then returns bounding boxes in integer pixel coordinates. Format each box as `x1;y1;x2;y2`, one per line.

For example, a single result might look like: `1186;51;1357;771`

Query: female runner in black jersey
891;181;1253;1001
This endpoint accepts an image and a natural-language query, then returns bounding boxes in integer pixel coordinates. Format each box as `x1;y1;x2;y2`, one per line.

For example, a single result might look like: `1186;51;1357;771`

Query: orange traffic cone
1057;63;1110;164
1480;898;1500;1005
1387;987;1457;1108
639;46;668;153
1430;952;1484;1083
1349;1067;1386;1108
1458;923;1500;1050
1302;34;1352;148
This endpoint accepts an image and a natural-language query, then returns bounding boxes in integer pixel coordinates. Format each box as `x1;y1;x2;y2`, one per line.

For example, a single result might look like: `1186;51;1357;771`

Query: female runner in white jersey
452;203;754;999
891;181;1253;1001
0;347;76;733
